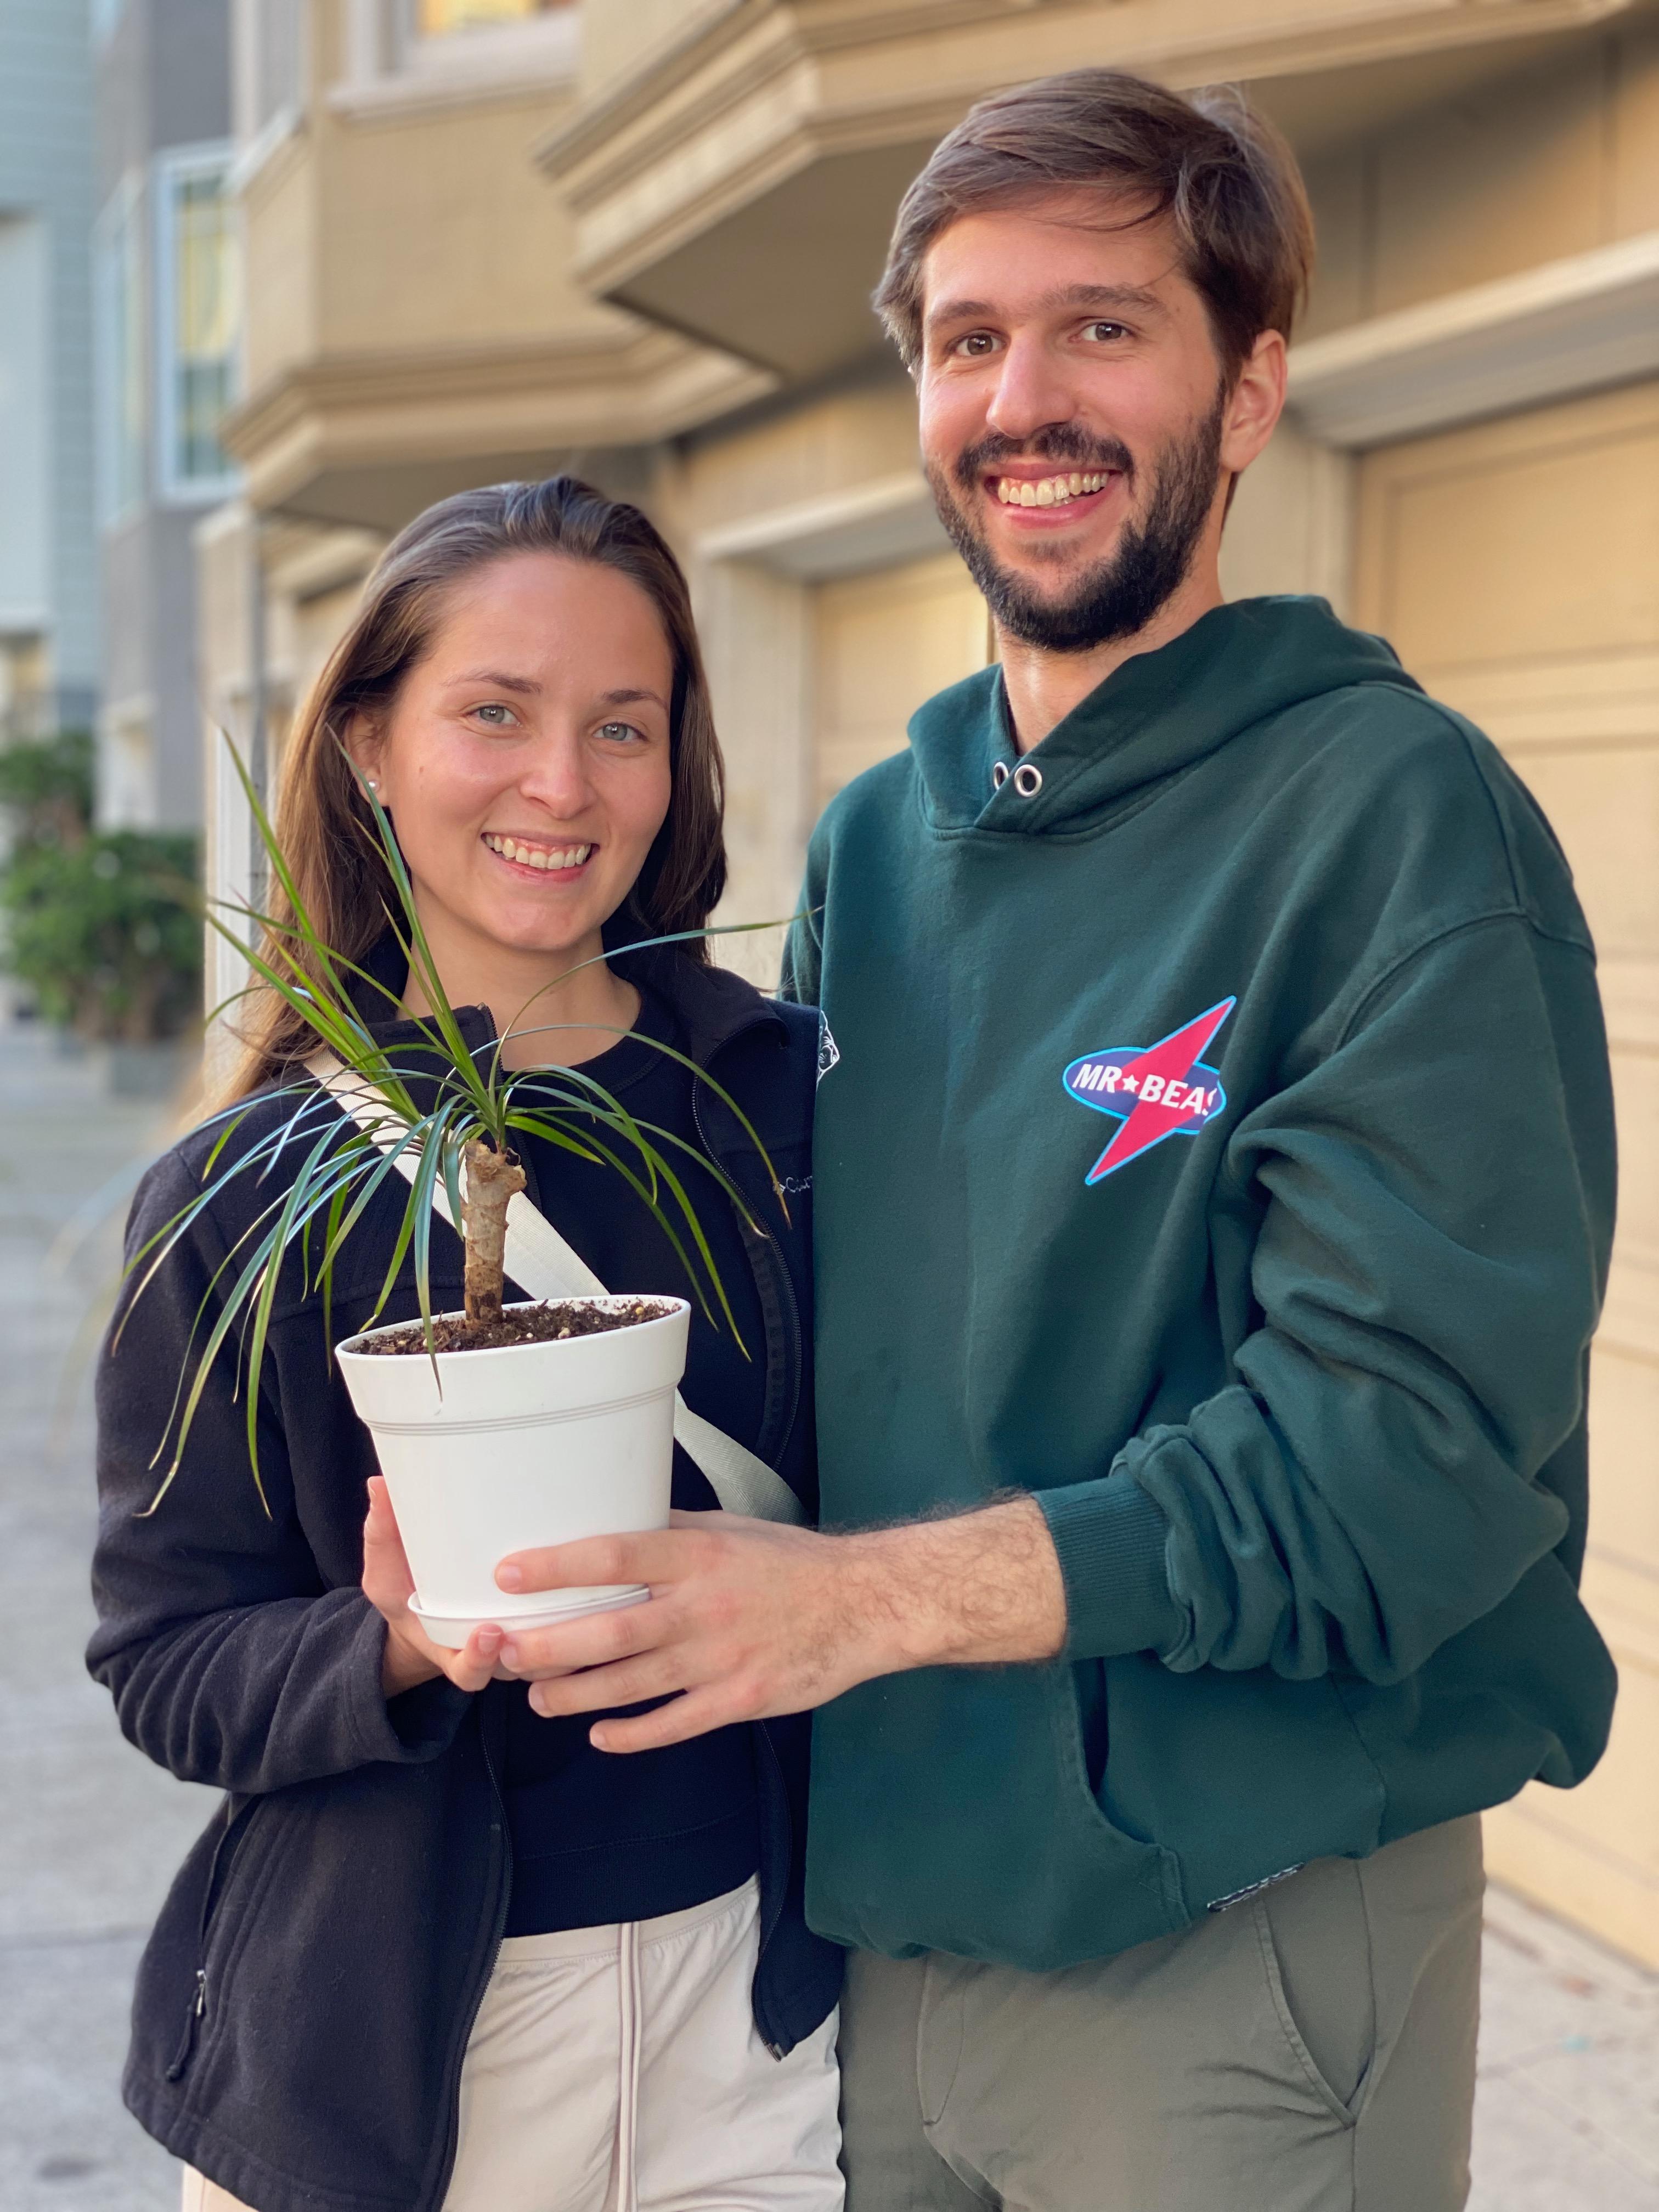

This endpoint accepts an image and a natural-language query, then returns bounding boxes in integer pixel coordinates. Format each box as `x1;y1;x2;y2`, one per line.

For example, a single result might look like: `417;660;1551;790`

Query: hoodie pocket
1043;1664;1189;1941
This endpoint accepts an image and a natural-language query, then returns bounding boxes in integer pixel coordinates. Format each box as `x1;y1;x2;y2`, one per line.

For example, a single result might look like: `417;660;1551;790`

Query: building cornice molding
264;528;386;604
325;59;579;127
547;2;1050;180
695;469;949;578
1288;229;1659;447
539;0;1640;297
222;327;777;516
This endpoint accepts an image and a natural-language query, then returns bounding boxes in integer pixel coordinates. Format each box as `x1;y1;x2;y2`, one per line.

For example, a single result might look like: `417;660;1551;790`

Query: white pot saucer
408;1585;648;1650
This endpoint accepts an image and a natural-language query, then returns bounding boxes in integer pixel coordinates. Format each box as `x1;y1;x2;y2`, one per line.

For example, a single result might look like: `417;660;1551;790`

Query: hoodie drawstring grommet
1013;763;1043;797
991;760;1009;791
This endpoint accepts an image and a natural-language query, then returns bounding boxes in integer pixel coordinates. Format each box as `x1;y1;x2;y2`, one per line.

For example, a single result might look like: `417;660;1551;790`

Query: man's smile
988;468;1120;510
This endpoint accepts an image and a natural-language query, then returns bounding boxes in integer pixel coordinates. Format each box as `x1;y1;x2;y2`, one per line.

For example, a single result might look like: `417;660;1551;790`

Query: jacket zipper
165;1797;256;2081
426;1706;511;2211
753;1723;793;2061
690;1076;805;1466
695;1037;809;2063
164;1970;208;2082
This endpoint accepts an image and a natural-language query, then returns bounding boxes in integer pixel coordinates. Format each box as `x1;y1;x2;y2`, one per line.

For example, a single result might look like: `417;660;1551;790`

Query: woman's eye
596;721;646;744
471;702;517;729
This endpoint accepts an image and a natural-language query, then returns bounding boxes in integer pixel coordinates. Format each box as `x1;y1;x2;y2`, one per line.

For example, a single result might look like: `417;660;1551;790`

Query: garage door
812;550;990;817
1355;376;1659;1966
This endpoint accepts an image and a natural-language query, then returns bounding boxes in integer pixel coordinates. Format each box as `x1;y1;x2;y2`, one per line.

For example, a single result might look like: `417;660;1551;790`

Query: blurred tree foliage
0;731;201;1043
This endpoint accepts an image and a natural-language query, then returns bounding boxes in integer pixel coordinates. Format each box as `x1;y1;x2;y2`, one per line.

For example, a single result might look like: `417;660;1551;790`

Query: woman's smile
480;831;596;877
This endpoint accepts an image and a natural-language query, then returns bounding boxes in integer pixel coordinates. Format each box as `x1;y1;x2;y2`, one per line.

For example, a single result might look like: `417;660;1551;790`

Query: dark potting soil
358;1298;676;1357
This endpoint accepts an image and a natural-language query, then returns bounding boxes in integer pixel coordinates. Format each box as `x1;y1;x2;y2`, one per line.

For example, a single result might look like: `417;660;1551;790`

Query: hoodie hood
907;595;1422;835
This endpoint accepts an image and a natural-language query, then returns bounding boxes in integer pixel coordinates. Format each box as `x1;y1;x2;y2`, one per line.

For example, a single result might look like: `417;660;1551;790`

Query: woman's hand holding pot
362;1476;508;1697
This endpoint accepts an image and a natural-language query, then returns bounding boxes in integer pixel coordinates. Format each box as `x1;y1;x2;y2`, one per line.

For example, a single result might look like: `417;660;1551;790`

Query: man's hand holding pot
492;1498;1069;1752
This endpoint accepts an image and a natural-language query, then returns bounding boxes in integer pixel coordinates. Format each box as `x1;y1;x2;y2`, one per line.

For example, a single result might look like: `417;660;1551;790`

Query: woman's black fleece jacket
87;944;841;2212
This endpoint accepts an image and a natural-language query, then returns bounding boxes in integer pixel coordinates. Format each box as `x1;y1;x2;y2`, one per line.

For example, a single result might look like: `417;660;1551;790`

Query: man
496;70;1616;2209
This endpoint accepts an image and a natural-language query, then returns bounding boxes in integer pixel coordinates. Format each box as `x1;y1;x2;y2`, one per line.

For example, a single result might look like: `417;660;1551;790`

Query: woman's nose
516;733;593;819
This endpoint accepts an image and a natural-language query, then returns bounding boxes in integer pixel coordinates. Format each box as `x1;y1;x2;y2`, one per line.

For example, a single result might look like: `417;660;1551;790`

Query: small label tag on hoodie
1206;1864;1305;1913
1063;996;1235;1184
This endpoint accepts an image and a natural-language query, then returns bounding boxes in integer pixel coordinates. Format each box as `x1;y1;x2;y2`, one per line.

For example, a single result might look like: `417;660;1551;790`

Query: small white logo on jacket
816;1014;840;1084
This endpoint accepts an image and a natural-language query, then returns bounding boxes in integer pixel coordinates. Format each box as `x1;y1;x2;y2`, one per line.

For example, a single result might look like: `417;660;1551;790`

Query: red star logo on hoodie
1062;998;1236;1184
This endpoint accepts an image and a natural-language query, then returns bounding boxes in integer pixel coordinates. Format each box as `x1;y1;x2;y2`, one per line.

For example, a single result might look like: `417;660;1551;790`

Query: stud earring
365;778;379;791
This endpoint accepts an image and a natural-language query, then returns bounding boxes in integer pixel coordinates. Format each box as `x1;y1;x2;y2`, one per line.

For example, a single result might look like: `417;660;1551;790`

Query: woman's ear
343;713;388;805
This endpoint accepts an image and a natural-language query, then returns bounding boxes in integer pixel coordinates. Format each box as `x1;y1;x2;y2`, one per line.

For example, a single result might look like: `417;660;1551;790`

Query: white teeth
484;834;591;869
997;470;1110;505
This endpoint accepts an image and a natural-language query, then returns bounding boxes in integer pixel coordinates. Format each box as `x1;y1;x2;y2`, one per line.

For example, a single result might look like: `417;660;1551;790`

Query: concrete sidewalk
0;1017;1653;2211
0;1021;215;2211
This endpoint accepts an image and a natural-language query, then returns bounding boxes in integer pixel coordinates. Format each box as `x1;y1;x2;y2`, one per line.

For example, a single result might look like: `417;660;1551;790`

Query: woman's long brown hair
222;476;727;1104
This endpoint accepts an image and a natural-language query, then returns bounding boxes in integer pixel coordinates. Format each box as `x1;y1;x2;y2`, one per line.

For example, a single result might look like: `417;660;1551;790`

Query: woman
88;478;843;2212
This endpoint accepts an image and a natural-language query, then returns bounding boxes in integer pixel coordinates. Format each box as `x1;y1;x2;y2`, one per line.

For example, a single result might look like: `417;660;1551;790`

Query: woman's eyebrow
443;673;668;711
447;667;541;696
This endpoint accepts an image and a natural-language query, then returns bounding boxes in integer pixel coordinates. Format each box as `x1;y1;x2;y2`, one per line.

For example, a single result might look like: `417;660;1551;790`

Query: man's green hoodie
782;595;1616;1972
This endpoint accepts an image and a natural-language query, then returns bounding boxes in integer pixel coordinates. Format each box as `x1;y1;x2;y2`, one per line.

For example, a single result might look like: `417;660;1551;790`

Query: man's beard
926;394;1227;656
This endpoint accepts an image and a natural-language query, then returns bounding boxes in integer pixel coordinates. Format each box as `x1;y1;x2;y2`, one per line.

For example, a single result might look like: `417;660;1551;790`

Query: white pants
182;1878;843;2212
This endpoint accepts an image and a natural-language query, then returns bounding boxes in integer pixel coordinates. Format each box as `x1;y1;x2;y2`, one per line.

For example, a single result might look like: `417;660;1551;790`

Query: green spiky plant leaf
121;737;791;1516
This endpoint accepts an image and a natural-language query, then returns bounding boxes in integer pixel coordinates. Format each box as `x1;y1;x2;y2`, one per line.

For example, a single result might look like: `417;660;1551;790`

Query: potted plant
124;747;783;1644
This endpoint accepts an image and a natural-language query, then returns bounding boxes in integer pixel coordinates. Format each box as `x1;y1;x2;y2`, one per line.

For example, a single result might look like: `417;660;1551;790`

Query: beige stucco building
203;0;1658;1966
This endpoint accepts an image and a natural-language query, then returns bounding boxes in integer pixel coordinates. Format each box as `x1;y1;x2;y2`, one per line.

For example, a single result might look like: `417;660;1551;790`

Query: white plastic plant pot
335;1296;690;1649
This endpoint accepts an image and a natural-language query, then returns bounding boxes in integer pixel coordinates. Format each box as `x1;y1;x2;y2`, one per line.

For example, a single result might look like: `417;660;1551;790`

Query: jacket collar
345;926;785;1073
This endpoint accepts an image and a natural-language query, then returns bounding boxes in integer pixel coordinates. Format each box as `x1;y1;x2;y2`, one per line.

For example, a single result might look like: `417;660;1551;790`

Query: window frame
392;0;577;81
95;171;149;529
329;0;577;115
232;0;308;177
152;141;244;509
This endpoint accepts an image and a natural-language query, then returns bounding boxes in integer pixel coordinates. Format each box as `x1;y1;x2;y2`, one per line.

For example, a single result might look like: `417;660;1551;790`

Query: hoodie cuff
1035;1475;1184;1662
347;1599;475;1765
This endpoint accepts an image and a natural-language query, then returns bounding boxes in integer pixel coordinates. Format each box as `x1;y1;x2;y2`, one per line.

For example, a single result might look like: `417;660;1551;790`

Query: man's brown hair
875;70;1314;384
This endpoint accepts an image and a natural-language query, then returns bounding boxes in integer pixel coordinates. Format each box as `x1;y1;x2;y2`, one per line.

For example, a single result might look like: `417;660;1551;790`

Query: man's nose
985;333;1079;445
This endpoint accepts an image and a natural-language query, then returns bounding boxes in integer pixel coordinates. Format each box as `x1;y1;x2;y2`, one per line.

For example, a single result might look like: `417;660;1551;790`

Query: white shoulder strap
308;1051;805;1525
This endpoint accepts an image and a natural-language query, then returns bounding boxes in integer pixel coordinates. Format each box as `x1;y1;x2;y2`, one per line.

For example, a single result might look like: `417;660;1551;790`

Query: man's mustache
952;428;1137;493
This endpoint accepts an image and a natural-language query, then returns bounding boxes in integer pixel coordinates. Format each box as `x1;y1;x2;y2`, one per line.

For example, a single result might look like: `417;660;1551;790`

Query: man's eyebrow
926;281;1166;330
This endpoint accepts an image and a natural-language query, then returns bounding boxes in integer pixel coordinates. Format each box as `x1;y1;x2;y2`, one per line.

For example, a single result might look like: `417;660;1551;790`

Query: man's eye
951;331;999;359
1081;321;1129;343
472;703;516;727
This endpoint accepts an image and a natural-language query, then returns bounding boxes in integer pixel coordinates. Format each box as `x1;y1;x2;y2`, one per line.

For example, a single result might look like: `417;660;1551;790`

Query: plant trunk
461;1139;526;1327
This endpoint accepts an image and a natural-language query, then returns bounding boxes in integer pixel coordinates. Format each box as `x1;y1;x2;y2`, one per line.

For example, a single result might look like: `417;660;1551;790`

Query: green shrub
0;731;201;1043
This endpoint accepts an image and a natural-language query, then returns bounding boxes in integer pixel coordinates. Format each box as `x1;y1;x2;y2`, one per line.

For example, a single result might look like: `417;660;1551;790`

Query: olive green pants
839;1815;1483;2212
